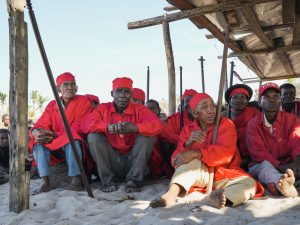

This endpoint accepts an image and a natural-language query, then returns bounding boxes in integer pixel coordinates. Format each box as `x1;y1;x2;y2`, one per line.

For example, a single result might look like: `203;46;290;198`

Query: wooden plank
282;0;295;24
7;0;29;213
227;44;300;57
163;5;177;12
128;0;276;29
162;21;176;115
243;73;300;83
240;6;295;75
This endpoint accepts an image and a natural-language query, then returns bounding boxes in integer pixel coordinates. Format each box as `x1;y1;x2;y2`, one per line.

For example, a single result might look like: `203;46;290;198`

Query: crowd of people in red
1;72;299;209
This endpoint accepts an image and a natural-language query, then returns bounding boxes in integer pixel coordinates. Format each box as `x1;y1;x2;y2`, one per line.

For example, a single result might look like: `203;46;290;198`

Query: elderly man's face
229;93;249;111
0;132;9;148
146;101;160;116
192;98;216;125
259;89;281;113
112;88;132;109
281;87;296;105
58;81;77;100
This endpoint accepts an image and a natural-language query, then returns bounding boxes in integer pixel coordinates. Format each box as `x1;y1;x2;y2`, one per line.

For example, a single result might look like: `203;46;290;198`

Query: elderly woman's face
192;98;216;125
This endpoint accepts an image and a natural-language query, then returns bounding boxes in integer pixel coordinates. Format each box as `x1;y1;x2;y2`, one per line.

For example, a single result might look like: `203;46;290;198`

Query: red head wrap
56;72;75;87
182;89;197;100
189;93;212;110
229;88;250;99
259;82;280;98
112;77;133;91
132;88;146;103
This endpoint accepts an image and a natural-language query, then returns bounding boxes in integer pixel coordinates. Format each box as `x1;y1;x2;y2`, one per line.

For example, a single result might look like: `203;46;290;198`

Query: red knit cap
112;77;133;91
56;72;75;87
259;82;280;98
189;93;212;110
229;88;250;99
182;89;197;99
132;88;145;103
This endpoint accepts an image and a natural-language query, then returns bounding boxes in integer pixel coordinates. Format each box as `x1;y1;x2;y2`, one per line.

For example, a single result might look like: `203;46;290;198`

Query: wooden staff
179;66;183;130
227;61;235;118
206;23;229;194
26;0;94;198
147;66;150;102
198;56;205;93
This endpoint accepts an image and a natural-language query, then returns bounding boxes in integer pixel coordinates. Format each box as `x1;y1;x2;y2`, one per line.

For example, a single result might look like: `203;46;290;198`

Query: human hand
185;130;206;148
172;150;201;168
32;128;56;144
107;122;138;134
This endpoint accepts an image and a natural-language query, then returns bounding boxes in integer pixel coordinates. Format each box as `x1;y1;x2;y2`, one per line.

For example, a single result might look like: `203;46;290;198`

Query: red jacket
233;107;260;157
30;95;93;151
161;111;193;144
80;101;163;154
247;111;300;167
172;117;264;195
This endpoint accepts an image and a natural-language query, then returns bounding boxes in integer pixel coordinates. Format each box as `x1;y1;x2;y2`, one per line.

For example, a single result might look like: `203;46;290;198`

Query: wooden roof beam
240;6;295;75
128;0;276;29
282;0;295;24
243;73;300;83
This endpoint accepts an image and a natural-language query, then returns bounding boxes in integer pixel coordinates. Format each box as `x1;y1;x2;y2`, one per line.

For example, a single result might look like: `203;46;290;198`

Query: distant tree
28;90;49;120
0;92;8;114
37;95;49;112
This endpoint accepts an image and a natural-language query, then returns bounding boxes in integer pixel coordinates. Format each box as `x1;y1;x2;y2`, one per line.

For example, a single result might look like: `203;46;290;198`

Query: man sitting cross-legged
150;93;263;209
247;82;299;197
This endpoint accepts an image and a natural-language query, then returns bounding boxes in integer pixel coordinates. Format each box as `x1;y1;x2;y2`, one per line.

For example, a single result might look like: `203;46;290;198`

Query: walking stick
147;66;150;102
179;66;183;130
26;0;94;198
198;56;205;93
206;23;229;194
227;61;235;118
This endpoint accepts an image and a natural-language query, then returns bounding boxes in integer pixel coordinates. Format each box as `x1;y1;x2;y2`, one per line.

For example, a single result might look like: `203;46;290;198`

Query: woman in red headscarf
150;93;263;209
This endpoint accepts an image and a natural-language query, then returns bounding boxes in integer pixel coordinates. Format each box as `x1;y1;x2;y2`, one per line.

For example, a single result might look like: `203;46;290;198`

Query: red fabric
85;94;100;104
233;107;260;157
258;82;280;98
80;101;162;154
189;93;212;110
112;77;133;90
56;72;75;87
246;111;300;167
182;89;197;99
132;88;145;103
29;95;94;168
172;116;264;196
229;88;250;99
161;111;193;144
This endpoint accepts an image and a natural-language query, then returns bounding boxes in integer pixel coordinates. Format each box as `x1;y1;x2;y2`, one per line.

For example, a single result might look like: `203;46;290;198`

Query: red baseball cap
259;82;280;98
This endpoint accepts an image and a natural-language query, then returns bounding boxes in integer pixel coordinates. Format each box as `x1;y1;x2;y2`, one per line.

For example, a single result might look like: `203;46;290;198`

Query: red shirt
30;95;94;151
247;111;300;167
161;111;193;144
232;107;260;157
80;101;162;154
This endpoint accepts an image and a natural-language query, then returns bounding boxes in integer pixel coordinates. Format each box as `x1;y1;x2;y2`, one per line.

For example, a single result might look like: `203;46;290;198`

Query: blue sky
0;0;261;104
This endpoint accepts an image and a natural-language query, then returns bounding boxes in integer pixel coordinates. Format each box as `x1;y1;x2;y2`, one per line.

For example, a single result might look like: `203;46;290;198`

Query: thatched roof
166;0;300;83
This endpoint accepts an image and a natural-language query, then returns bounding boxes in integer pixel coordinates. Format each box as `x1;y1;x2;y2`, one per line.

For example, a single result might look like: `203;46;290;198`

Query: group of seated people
1;72;299;209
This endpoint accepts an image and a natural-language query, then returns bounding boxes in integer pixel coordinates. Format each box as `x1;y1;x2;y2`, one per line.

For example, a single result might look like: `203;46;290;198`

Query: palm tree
30;90;39;111
0;92;8;114
37;95;49;113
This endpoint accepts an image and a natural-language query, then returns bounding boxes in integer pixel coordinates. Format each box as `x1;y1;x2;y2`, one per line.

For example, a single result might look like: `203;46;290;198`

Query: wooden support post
162;20;176;115
7;0;29;213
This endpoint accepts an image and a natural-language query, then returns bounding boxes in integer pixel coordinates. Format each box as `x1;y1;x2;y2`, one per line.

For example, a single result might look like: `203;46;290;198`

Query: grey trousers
88;133;155;186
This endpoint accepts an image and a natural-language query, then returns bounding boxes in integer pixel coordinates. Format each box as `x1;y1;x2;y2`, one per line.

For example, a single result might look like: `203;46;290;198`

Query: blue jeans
33;141;82;177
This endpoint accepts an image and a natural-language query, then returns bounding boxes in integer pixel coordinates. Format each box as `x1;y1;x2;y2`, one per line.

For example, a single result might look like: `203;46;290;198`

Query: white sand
0;179;300;225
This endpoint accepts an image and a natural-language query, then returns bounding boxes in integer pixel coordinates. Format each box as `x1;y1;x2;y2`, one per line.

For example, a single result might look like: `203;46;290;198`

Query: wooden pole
7;0;29;213
128;0;276;30
227;61;235;118
147;66;150;102
162;20;176;115
206;22;230;194
198;56;205;93
179;66;183;130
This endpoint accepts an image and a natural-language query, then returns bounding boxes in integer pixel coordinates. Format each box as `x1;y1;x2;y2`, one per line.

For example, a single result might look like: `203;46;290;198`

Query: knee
137;135;156;145
87;133;101;145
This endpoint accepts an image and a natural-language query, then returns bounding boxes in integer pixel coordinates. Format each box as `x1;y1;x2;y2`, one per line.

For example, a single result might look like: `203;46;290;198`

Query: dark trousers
87;133;155;186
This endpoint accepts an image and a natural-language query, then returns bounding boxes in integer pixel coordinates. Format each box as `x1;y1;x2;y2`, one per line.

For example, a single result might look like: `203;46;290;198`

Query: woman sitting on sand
150;93;263;209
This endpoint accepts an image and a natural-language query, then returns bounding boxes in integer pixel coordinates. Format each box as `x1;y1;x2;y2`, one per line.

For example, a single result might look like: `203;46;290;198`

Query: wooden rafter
243;73;300;83
226;45;300;58
240;6;295;75
282;0;295;24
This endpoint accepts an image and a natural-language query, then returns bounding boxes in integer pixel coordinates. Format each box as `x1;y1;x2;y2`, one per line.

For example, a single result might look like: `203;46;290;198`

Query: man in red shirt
31;72;94;194
225;84;260;170
81;77;162;193
280;83;300;118
150;93;262;209
131;88;146;105
247;82;299;197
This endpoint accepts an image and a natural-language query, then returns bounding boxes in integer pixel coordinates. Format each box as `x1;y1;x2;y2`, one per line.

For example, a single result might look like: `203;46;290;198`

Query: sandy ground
0;178;300;225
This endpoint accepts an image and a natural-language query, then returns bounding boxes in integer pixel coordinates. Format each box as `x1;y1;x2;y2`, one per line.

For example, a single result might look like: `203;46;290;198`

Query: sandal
102;182;118;192
125;180;141;193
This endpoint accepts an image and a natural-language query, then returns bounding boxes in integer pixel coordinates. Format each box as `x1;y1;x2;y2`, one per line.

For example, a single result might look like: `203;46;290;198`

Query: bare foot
66;175;83;191
202;189;226;209
149;192;177;208
276;169;298;197
33;182;51;195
